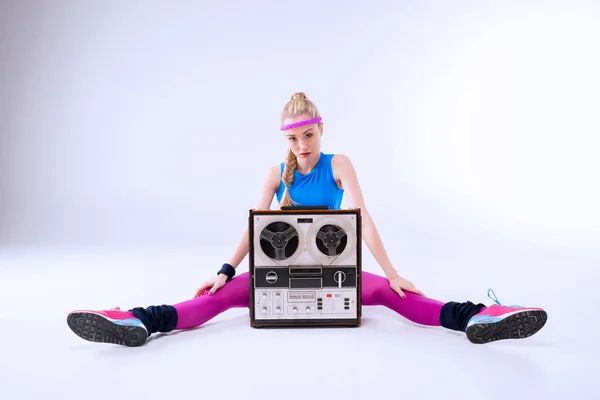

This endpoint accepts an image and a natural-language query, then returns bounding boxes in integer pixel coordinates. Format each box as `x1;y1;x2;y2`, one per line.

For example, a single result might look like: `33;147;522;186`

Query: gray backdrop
1;0;598;265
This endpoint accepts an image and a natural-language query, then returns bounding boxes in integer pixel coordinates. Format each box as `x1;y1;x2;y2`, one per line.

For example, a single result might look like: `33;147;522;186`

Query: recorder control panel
255;289;357;319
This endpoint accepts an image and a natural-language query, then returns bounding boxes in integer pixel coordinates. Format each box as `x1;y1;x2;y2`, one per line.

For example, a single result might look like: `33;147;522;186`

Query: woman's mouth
299;152;311;158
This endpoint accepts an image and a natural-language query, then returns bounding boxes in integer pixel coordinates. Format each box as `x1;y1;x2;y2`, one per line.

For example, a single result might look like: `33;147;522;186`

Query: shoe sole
67;312;147;347
466;309;548;344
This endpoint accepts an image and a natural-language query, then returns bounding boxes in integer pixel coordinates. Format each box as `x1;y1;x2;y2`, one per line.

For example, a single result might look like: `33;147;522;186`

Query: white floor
0;246;597;400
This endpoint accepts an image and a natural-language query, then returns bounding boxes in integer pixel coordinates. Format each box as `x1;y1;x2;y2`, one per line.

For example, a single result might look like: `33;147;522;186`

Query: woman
66;92;548;347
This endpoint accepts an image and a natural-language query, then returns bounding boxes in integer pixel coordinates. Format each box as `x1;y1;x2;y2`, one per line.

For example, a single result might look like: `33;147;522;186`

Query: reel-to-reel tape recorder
249;206;362;328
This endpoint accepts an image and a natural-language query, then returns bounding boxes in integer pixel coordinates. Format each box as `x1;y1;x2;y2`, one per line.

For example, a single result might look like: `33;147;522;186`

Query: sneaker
67;307;148;347
465;289;547;344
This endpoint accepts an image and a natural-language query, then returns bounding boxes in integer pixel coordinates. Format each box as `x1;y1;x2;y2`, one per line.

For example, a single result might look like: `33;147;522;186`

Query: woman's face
282;113;323;160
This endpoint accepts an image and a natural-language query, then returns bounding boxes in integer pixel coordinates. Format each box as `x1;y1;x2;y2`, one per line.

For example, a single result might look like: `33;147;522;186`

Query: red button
327;294;332;297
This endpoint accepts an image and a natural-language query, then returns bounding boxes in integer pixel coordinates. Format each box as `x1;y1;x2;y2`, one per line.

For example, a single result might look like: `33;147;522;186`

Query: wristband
218;263;236;282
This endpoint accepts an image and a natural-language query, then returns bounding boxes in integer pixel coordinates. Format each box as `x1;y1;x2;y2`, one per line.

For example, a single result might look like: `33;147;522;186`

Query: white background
1;1;598;399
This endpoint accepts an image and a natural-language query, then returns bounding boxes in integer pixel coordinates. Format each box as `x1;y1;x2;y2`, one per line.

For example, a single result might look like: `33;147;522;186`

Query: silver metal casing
249;207;362;328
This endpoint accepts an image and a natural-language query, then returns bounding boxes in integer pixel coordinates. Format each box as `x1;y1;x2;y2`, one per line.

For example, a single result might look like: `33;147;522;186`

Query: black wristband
218;263;236;282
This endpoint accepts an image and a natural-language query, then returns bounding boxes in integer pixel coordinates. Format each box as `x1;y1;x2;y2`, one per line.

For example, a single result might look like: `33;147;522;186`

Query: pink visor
280;117;322;131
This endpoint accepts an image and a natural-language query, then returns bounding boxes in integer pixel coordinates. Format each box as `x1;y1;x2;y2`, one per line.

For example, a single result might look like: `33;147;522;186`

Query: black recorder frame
248;206;362;328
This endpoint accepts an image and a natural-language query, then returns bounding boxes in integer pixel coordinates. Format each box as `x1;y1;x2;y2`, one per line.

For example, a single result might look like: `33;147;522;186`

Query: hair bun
291;92;307;101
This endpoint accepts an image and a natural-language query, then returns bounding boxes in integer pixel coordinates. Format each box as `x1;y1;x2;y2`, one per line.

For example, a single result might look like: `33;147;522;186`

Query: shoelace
487;288;522;308
487;288;502;305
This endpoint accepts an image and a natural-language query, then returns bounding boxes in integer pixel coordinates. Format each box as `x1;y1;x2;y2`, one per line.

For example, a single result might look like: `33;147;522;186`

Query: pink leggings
170;271;445;330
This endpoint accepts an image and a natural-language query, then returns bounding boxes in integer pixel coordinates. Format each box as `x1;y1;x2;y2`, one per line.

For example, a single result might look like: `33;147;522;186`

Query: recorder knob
293;307;298;313
261;293;267;300
275;307;281;314
265;271;278;284
334;271;346;288
306;307;311;313
275;293;281;299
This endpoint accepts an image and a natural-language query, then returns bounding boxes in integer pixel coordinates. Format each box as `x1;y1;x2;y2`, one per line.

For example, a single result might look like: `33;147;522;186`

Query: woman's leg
361;271;455;326
361;271;548;344
67;272;250;347
167;272;249;330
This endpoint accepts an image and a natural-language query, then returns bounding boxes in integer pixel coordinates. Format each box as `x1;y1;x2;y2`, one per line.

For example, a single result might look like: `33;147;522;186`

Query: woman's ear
319;122;324;135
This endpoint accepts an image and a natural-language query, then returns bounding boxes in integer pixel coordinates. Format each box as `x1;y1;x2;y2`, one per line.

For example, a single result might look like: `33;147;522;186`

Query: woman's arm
331;154;398;280
332;154;424;298
195;165;281;297
227;165;281;269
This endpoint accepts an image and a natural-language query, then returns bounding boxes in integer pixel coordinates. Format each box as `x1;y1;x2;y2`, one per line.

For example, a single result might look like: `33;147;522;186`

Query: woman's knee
361;271;389;304
216;271;250;306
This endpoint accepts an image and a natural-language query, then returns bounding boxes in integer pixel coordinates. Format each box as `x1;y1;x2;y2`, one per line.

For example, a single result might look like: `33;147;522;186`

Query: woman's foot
67;307;148;347
465;289;548;344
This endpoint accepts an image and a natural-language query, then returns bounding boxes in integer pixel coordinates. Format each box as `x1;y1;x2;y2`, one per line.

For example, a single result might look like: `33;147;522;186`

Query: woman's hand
388;274;425;299
194;273;229;297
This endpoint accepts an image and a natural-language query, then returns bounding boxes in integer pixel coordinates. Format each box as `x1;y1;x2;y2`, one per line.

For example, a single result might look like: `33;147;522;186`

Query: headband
280;117;322;131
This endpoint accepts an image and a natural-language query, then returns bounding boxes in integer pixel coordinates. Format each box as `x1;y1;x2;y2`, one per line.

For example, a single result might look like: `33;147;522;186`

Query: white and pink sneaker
466;289;548;344
67;307;148;347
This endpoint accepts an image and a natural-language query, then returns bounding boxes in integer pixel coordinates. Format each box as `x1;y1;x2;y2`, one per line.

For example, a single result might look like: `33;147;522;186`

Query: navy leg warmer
129;305;178;336
439;301;486;332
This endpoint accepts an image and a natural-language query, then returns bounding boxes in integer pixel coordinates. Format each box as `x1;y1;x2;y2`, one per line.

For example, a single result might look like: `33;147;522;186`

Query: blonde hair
278;92;321;208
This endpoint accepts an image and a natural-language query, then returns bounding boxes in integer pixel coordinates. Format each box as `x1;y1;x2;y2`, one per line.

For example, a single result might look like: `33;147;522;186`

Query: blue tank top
275;152;344;210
